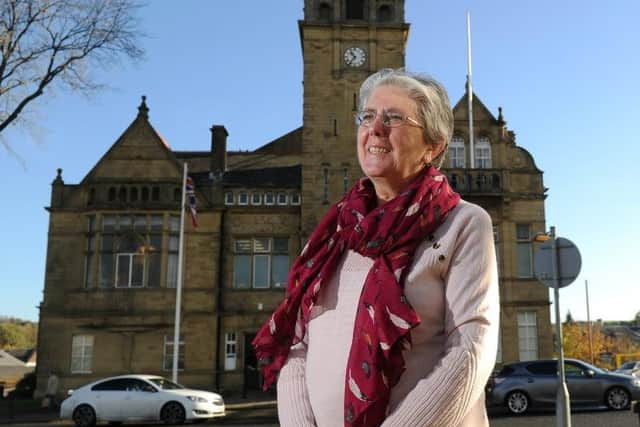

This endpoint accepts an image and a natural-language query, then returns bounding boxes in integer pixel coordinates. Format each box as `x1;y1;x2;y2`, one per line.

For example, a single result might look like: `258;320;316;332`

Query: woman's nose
370;114;388;136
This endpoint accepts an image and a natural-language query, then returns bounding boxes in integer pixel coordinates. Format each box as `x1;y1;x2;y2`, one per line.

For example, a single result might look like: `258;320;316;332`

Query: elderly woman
253;69;499;427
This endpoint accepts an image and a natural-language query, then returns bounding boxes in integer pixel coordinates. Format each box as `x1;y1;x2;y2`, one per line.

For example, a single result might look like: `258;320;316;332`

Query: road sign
533;237;581;288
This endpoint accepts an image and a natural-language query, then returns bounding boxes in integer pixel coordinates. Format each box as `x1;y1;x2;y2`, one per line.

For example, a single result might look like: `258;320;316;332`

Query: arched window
141;187;149;202
377;5;393;22
130;187;138;203
475;137;492;168
318;2;332;21
449;136;465;168
108;187;116;202
118;187;127;203
346;0;364;19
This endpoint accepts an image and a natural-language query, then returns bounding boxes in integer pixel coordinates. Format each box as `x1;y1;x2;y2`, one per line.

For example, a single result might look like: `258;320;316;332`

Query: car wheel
506;390;529;415
605;386;630;410
160;401;186;425
72;404;96;427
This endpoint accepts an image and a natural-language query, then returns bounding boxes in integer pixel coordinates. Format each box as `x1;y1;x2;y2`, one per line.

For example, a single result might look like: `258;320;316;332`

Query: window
475;137;492;168
141;187;149;202
167;216;179;288
277;192;287;205
84;216;96;288
516;224;533;278
526;361;556;375
130;187;138;203
346;0;364;19
322;168;329;203
237;192;248;205
377;5;393;22
87;188;95;206
264;192;274;206
518;312;538;361
163;335;184;371
251;192;262;205
318;2;331;21
233;237;289;288
224;192;234;205
99;215;163;288
71;335;94;373
225;332;237;371
108;187;116;202
449;136;465;168
450;174;458;190
290;193;301;205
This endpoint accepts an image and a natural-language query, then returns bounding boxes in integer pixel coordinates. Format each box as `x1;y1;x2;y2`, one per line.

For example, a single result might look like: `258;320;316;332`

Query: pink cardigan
276;200;499;427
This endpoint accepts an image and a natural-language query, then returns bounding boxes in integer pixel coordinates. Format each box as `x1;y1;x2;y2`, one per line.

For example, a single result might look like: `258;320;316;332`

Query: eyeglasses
355;109;424;128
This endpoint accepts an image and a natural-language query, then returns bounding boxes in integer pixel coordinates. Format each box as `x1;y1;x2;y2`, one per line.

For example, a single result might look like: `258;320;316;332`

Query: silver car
614;360;640;377
486;358;640;415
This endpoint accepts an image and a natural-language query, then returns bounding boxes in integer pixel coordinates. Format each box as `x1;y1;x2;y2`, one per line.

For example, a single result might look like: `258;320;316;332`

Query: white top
276;200;500;427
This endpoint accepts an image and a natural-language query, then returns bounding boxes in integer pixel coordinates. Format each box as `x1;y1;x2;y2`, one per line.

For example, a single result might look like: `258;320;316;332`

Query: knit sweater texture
276;200;500;427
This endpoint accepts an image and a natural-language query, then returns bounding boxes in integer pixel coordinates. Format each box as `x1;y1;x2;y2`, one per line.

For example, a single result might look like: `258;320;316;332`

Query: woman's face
357;85;442;199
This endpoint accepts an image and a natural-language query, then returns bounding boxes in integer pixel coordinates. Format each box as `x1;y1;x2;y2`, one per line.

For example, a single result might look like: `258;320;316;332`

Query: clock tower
299;0;409;235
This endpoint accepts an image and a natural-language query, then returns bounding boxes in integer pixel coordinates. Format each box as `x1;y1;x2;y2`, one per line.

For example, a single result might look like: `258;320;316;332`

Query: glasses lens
358;111;376;126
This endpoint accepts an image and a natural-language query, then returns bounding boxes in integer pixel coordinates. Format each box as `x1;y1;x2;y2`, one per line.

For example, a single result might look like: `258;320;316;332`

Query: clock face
344;47;366;67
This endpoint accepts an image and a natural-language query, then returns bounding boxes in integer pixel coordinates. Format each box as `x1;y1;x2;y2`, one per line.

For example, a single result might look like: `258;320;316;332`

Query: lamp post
534;226;572;427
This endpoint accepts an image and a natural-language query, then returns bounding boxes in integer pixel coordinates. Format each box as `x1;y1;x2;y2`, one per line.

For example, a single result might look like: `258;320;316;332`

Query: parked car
486;358;640;415
614;360;640;377
60;374;225;427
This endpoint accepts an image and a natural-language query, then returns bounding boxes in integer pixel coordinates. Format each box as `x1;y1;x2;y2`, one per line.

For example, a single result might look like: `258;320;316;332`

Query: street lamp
534;226;572;427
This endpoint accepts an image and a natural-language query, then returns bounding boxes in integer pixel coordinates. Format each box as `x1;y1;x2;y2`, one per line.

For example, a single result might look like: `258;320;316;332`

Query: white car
60;374;225;426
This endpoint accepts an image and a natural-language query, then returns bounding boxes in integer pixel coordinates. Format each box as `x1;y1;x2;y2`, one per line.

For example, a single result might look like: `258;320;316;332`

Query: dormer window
238;192;248;206
224;192;234;205
277;192;287;205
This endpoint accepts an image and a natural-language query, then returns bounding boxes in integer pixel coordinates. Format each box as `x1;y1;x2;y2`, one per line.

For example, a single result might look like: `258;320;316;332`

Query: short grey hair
358;68;453;168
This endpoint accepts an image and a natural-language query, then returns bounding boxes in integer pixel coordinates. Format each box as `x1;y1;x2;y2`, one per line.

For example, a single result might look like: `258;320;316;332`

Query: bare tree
0;0;144;146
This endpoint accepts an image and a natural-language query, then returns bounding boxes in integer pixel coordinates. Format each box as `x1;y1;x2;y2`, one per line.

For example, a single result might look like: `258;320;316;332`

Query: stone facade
36;0;551;399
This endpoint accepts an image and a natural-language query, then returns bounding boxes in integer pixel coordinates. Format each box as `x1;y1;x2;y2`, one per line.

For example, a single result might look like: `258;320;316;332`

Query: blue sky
1;1;639;324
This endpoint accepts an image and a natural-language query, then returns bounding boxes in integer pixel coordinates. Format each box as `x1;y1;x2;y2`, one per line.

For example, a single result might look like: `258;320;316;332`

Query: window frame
162;335;185;372
449;136;465;168
517;311;538;361
232;237;290;289
71;335;94;374
224;332;237;371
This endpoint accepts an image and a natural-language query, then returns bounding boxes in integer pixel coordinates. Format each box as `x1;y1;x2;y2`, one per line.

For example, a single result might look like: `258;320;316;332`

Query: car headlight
187;396;208;403
632;378;640;388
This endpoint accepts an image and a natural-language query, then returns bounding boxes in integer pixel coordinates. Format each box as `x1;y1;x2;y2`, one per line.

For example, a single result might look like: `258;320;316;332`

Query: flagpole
172;162;187;383
466;11;475;169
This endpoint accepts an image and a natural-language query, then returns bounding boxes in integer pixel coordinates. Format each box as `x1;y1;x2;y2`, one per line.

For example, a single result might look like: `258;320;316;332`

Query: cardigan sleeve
276;343;317;427
381;204;500;427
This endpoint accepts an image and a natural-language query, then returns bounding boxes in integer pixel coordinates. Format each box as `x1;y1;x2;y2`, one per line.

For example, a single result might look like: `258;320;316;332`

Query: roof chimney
210;125;228;175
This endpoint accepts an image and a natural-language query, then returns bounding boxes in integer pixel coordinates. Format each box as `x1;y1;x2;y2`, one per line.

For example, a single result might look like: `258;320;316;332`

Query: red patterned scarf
252;166;460;427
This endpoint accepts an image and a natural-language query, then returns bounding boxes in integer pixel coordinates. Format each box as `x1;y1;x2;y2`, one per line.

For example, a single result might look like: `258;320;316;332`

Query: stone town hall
36;0;552;398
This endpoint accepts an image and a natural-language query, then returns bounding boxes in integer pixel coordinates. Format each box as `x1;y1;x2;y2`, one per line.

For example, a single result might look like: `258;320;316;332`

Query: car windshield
148;377;184;390
620;362;636;370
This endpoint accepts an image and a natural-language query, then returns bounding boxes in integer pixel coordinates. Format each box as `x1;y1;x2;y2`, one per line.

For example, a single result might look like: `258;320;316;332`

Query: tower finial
138;95;149;119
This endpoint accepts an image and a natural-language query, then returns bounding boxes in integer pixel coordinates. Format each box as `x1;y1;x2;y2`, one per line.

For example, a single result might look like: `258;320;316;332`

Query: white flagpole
466;11;475;169
172;162;187;383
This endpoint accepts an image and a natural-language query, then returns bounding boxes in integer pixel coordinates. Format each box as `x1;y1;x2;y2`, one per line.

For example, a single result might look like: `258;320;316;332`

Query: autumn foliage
562;321;640;368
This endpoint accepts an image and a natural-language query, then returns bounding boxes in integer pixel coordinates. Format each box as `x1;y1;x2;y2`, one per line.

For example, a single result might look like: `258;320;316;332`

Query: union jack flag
186;177;197;228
